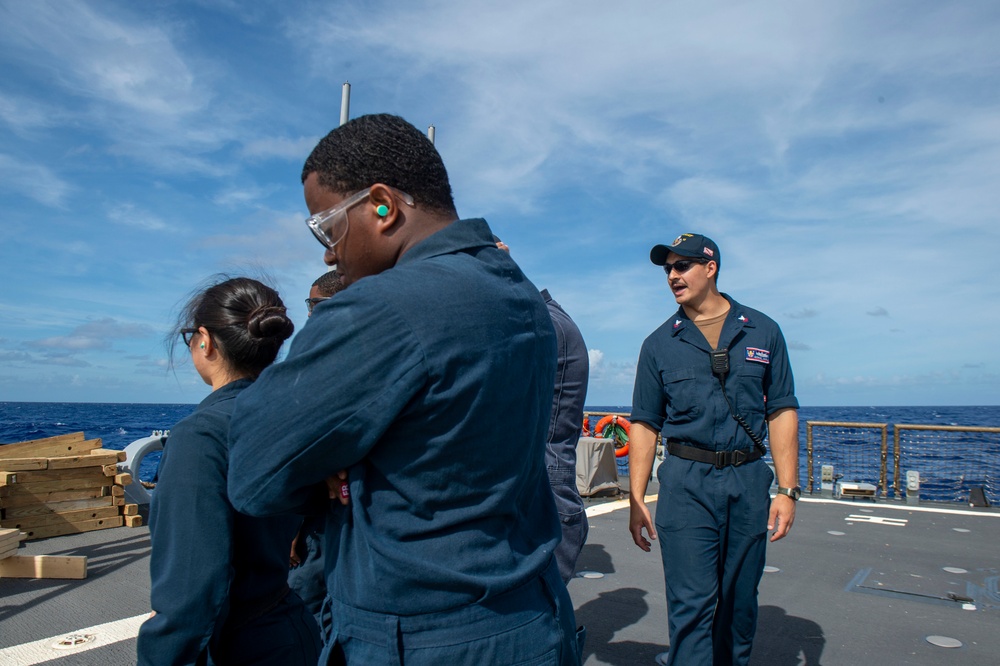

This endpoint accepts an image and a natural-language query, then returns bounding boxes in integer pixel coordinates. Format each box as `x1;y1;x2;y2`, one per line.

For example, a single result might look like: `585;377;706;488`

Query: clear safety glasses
305;187;416;249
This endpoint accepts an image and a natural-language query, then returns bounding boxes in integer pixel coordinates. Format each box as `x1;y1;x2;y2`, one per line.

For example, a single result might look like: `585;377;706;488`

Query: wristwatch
776;486;801;501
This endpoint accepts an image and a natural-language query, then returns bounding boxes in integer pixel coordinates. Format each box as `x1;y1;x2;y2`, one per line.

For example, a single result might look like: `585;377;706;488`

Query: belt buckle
731;449;747;467
714;450;727;469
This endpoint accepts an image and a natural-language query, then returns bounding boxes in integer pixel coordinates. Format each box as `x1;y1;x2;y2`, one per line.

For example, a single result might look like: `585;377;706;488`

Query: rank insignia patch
745;347;770;364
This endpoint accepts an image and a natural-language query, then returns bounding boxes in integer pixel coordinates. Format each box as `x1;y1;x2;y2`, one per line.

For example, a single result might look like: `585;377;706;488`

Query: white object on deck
118;433;167;505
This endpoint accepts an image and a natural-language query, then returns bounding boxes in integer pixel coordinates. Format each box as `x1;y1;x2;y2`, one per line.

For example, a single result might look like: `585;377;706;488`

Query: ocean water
2;402;998;503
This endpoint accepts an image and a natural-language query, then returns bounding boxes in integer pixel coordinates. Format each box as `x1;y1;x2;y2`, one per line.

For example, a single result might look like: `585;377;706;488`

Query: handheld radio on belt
710;348;767;456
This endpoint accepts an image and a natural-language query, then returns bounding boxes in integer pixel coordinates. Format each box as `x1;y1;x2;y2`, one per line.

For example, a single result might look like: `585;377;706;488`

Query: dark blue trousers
211;593;321;666
550;470;588;583
288;518;326;624
318;559;581;665
655;456;772;666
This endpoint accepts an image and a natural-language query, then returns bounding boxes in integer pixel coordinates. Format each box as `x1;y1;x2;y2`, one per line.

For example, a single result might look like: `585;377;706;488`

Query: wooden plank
0;432;84;455
86;448;127;462
2;496;114;519
20;515;123;541
0;434;100;459
0;527;23;550
0;458;49;471
121;503;139;516
0;555;87;579
124;515;143;528
102;464;117;476
1;505;121;530
109;485;125;497
115;472;133;486
0;544;19;560
4;470;108;494
5;467;109;484
47;451;121;469
0;487;105;509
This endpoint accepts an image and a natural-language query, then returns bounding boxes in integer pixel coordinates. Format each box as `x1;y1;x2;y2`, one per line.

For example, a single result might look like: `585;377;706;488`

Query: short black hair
312;271;344;297
302;114;456;217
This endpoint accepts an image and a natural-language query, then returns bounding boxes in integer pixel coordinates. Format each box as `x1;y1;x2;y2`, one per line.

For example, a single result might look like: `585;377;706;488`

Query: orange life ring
594;414;630;458
581;416;590;437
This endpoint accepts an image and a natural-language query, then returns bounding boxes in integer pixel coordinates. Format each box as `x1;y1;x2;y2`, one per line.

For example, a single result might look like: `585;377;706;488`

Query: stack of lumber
0;432;143;541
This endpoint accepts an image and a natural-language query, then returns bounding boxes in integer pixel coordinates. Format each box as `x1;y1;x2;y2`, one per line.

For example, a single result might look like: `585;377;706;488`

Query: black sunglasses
180;328;199;347
305;297;329;314
662;258;708;275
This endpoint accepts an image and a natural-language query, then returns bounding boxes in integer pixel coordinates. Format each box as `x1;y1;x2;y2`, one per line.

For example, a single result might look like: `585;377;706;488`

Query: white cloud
107;203;169;232
26;317;154;352
0;154;72;207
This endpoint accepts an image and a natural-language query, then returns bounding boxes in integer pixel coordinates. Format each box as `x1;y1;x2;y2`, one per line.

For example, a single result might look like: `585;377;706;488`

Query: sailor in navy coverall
228;114;581;665
139;278;320;666
495;235;590;584
628;234;800;666
541;288;591;583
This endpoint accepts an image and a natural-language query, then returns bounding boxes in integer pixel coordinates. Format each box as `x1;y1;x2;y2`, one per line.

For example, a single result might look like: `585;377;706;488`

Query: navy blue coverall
138;379;320;666
631;295;798;666
542;289;590;583
228;219;581;665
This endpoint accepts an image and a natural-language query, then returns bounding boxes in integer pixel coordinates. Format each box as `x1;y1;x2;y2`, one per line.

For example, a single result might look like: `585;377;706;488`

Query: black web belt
667;440;762;469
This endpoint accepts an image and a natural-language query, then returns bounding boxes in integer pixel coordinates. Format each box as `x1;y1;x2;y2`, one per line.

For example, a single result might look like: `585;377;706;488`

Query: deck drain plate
577;571;605;579
52;633;96;650
763;566;780;573
943;567;968;574
926;635;962;648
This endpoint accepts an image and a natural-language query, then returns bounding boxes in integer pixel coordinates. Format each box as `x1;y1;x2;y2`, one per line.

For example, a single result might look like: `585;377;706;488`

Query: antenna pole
340;82;351;126
427;125;436;144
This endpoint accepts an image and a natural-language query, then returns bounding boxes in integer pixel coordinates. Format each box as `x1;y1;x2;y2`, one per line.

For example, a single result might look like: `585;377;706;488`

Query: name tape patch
745;347;770;364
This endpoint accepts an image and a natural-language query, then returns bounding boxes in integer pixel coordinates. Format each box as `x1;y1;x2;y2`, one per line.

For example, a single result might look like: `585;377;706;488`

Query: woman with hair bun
138;276;320;666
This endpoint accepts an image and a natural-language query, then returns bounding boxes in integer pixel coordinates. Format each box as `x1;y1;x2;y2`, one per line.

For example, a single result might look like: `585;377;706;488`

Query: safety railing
806;421;889;496
893;424;1000;503
807;421;1000;503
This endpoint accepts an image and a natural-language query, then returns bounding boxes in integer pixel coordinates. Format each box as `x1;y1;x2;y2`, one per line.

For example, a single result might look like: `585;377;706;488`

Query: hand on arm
628;421;659;552
326;469;350;506
766;407;799;541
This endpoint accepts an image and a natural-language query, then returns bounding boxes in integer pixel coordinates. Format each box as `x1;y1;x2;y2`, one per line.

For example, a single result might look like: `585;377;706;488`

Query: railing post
806;422;814;494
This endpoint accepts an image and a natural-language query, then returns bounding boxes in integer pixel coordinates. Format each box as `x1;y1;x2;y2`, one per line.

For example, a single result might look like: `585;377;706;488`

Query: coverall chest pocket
660;367;703;423
736;361;767;415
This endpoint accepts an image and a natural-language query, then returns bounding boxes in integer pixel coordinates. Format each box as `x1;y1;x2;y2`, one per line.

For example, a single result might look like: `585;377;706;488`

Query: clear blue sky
1;1;998;407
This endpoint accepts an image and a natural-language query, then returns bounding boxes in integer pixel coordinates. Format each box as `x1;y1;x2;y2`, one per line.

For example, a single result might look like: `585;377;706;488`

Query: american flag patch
746;348;770;364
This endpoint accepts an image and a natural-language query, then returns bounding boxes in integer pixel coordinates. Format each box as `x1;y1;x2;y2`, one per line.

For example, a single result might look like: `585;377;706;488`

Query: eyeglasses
180;328;199;347
305;296;329;314
662;258;708;275
305;187;416;249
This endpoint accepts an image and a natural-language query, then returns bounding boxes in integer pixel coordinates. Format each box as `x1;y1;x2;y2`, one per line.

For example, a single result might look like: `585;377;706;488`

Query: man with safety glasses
628;233;800;666
227;114;581;665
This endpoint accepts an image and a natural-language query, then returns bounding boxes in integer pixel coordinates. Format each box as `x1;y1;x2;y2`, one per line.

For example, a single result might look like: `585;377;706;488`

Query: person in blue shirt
287;270;346;623
496;236;590;583
137;276;321;666
627;234;800;666
227;114;581;665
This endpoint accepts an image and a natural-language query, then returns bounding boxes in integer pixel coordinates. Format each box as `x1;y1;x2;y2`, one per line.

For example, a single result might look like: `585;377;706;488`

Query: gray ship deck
2;483;998;665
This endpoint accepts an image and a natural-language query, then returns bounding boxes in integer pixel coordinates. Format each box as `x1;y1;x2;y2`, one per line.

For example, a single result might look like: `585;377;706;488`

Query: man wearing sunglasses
227;114;581;665
627;233;799;666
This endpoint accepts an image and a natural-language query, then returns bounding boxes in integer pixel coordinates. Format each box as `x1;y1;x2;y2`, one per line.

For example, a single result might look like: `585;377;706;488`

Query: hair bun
248;306;294;341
